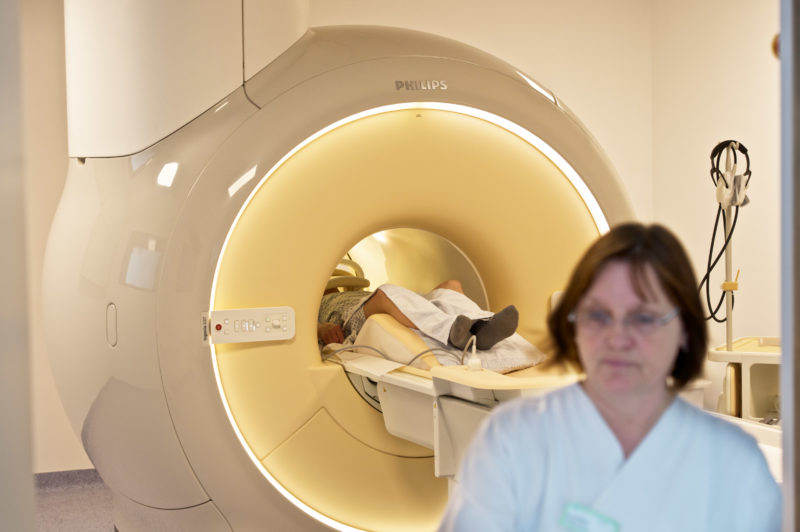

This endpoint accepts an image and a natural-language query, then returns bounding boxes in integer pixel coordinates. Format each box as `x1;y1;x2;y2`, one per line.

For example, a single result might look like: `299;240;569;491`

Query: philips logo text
395;80;448;91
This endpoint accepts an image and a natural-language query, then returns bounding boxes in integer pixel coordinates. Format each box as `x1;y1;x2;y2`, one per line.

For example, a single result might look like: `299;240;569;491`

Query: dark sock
470;305;519;350
448;314;475;350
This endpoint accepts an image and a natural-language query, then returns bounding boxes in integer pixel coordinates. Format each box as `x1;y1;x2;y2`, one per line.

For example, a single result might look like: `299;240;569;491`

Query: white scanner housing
45;24;634;531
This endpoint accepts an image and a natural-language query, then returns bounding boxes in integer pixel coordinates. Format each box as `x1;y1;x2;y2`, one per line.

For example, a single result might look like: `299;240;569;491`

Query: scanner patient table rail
331;351;580;478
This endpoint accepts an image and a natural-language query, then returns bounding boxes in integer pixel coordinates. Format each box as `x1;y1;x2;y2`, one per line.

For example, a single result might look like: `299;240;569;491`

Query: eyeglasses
567;307;680;337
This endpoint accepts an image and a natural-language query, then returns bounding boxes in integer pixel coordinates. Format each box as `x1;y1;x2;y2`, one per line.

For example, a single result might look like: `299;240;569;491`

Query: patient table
327;313;582;478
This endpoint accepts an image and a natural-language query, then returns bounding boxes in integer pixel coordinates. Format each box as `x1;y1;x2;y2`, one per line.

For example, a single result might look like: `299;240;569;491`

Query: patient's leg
448;306;519;350
365;288;483;350
433;279;464;293
363;281;462;328
428;279;519;349
368;283;498;348
471;305;519;350
362;289;416;328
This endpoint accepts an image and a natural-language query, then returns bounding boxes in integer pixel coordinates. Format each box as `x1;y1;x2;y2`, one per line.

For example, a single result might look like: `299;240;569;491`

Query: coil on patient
326;258;370;292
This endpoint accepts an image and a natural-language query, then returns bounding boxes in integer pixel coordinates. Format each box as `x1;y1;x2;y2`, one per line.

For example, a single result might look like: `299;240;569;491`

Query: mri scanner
43;23;636;531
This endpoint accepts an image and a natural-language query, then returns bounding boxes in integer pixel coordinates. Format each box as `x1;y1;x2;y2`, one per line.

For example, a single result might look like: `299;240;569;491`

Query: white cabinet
708;337;781;423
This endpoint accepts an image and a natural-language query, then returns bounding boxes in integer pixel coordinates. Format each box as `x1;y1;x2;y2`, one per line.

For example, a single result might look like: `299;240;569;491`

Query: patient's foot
448;315;475;350
471;305;518;350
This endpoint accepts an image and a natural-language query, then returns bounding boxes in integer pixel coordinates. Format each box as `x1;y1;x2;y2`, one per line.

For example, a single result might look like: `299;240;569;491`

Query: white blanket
374;284;545;372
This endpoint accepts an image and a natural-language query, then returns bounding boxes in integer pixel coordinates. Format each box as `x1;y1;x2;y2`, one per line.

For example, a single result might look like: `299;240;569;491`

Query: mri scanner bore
43;26;633;531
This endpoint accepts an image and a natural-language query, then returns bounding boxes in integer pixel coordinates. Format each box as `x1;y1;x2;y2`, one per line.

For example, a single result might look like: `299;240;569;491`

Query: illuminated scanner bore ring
208;102;608;530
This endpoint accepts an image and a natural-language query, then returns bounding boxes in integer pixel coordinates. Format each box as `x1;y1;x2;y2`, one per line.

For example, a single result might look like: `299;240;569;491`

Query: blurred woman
439;223;780;531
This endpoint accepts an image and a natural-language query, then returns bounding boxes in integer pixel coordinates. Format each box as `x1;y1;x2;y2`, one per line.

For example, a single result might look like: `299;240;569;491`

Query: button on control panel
207;306;295;344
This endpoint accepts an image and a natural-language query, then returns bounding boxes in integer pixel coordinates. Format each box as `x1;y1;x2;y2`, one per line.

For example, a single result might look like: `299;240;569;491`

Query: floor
35;469;115;532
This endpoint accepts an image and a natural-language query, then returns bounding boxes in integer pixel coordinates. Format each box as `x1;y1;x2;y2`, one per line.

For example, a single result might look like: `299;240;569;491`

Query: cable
461;335;482;369
699;205;739;322
698;140;750;322
326;336;477;368
327;343;392;360
405;347;462;367
405;334;484;367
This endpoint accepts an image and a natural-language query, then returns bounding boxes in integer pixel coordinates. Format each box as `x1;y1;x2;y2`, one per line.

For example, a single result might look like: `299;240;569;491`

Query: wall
1;0;35;527
652;0;781;408
22;0;92;472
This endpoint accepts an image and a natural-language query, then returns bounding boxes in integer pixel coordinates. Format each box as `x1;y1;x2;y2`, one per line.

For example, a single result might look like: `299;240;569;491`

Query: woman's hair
547;222;707;389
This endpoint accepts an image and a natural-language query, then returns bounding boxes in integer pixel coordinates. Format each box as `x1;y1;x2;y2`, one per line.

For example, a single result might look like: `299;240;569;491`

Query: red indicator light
215;323;222;331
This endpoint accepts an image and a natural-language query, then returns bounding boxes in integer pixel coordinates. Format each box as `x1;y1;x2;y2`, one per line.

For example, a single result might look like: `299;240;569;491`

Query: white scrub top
438;383;781;532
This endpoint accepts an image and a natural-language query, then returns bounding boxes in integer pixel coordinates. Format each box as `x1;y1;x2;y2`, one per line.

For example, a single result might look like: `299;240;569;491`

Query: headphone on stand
699;140;752;322
710;140;751;208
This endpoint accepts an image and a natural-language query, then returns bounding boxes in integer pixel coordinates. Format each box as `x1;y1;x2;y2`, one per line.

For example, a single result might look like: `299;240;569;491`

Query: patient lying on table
318;279;546;372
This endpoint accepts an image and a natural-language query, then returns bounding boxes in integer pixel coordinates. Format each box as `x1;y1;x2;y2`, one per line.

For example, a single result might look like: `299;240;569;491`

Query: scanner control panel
206;306;295;344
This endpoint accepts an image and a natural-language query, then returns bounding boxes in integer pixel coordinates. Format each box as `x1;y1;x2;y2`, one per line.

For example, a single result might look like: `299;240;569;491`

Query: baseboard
34;468;103;492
